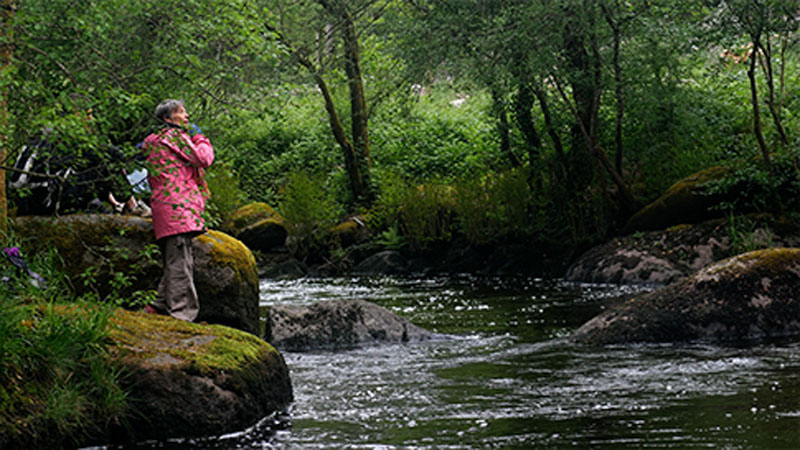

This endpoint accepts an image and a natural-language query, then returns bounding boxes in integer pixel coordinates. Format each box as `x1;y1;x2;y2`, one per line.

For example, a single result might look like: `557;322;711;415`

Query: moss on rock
224;202;282;233
12;215;261;335
623;166;729;233
105;309;292;443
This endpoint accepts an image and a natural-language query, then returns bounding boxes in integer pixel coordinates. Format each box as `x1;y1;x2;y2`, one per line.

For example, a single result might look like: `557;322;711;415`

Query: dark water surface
106;276;800;448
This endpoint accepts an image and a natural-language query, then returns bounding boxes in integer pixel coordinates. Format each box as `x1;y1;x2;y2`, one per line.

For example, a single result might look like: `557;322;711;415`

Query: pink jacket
144;127;214;240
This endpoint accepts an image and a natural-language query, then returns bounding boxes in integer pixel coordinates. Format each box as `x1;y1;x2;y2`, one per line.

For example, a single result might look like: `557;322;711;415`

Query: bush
453;169;533;245
277;171;342;258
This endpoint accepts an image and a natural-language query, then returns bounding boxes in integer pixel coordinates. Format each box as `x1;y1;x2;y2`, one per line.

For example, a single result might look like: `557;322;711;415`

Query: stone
106;309;292;443
223;203;287;252
12;214;260;335
622;166;729;233
265;299;442;351
351;250;410;275
572;248;800;345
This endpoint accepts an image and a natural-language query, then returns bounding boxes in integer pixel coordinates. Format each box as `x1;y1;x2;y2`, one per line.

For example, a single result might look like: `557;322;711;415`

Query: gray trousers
154;233;199;321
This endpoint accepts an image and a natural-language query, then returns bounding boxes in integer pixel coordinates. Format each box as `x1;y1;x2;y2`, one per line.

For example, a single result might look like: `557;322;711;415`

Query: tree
0;0;12;233
264;0;392;204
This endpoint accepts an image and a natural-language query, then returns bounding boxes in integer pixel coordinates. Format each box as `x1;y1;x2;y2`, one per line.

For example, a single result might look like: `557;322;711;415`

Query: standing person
142;99;214;321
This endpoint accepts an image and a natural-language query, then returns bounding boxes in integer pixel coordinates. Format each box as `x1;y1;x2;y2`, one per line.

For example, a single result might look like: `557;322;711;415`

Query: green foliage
701;152;800;214
0;246;126;448
77;232;161;310
727;213;775;256
204;161;247;230
453;169;532;245
277;171;342;258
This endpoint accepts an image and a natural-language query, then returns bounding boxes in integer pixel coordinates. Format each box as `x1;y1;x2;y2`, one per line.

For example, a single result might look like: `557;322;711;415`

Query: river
130;275;800;448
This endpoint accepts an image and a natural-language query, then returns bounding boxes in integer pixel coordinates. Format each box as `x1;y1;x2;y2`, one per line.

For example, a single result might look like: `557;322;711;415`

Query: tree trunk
602;3;625;175
757;37;789;147
532;84;567;179
265;13;367;202
491;88;519;168
321;0;372;203
513;81;541;169
0;0;14;233
747;38;771;174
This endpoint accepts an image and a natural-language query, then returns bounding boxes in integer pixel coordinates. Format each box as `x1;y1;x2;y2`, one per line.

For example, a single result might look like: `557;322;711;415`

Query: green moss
109;309;276;376
197;230;258;288
225;202;282;232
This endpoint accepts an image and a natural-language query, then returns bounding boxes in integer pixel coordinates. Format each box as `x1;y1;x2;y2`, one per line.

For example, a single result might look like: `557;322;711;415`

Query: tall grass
0;246;127;449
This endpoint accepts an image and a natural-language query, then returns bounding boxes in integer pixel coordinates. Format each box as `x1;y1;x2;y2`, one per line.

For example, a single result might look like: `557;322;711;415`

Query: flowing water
123;275;800;448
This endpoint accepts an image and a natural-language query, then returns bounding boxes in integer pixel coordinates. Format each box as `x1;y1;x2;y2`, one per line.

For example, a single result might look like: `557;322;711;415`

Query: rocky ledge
572;248;800;345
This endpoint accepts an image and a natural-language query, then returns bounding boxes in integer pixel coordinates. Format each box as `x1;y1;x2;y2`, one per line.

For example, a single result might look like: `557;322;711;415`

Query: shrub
453;169;533;245
277;171;342;258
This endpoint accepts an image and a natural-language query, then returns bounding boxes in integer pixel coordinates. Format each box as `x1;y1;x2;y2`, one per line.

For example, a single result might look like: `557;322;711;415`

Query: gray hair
154;99;185;122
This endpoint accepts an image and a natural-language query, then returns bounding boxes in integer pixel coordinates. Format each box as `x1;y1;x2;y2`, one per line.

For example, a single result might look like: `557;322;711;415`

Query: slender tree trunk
0;0;13;233
491;88;519;168
747;38;771;174
265;13;368;202
320;0;372;202
602;3;625;175
513;81;541;169
758;37;789;146
532;84;567;179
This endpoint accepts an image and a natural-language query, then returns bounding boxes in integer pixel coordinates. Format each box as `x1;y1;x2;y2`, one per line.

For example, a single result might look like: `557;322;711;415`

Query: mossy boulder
330;216;370;247
223;203;287;252
572;248;800;345
622;166;729;233
12;214;260;334
265;299;442;351
106;309;292;443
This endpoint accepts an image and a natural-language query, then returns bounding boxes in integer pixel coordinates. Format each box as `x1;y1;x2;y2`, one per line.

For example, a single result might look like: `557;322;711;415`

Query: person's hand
189;123;203;136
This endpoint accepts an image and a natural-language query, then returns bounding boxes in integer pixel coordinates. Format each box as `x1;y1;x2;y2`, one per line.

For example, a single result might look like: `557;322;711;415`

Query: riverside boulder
572;248;800;345
12;214;260;334
265;299;441;351
223;202;287;252
106;309;292;443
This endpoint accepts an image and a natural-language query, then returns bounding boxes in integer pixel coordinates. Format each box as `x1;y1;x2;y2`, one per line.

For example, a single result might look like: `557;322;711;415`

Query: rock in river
572;248;800;345
265;299;441;351
106;308;292;443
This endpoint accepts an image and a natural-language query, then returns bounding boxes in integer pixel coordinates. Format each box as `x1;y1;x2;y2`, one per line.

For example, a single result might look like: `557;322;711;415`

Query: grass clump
0;246;127;449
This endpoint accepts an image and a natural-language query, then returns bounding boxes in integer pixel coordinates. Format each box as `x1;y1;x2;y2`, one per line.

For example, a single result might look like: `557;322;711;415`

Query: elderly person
142;99;214;321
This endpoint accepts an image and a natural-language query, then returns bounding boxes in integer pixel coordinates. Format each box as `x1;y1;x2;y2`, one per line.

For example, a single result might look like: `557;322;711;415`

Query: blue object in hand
189;123;202;136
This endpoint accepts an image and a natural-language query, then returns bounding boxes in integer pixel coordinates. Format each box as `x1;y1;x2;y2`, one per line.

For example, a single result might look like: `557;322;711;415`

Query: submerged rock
266;299;441;351
106;309;292;443
572;248;800;345
13;214;260;334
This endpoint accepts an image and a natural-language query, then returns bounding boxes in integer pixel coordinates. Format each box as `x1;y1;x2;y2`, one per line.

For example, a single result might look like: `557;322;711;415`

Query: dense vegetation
0;0;798;446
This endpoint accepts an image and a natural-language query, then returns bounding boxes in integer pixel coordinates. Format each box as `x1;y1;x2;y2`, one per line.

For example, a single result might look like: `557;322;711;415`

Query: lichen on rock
572;247;800;345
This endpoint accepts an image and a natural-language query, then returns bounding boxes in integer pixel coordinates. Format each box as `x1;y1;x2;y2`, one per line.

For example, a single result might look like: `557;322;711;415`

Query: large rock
13;214;260;335
566;219;732;285
622;166;729;233
266;299;441;351
106;309;292;443
223;202;287;252
572;248;800;345
566;215;800;285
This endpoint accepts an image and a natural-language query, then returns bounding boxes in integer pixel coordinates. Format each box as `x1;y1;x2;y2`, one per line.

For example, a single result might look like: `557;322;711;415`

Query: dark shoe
143;304;164;315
